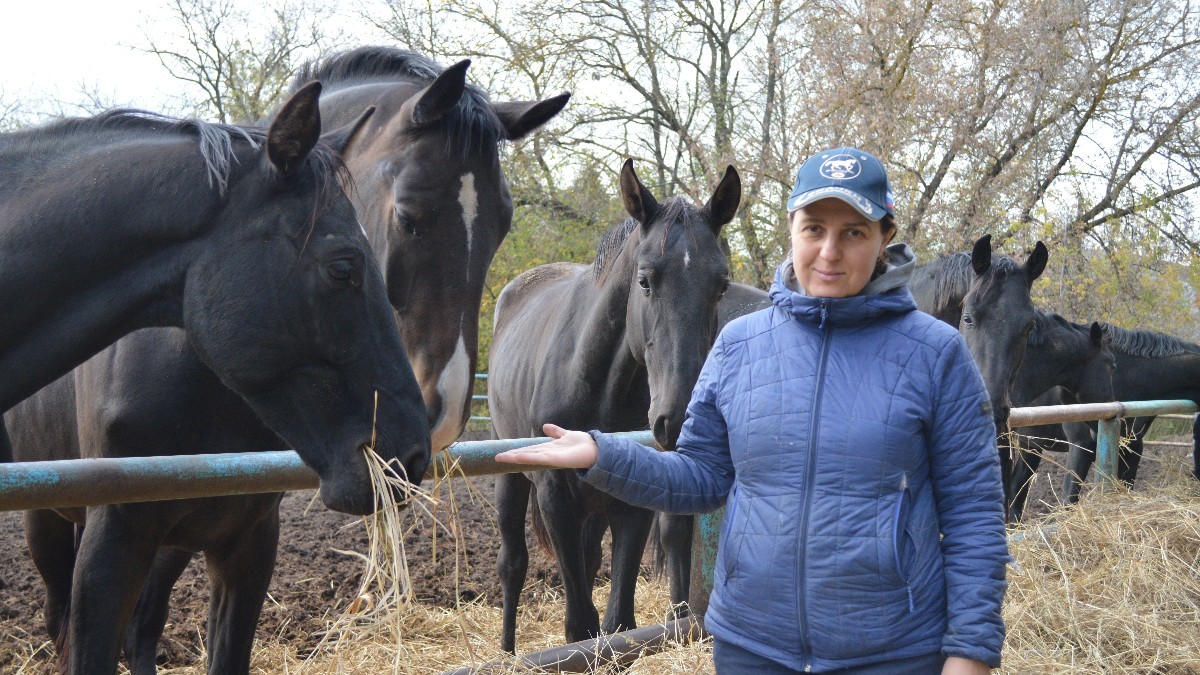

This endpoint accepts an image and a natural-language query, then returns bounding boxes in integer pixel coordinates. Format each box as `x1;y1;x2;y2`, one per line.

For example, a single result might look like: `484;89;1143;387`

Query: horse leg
1007;436;1043;524
534;476;600;644
24;510;77;653
123;548;195;675
657;512;693;617
1118;417;1152;485
69;506;161;675
496;471;532;654
203;505;280;675
1193;414;1200;481
1064;436;1095;505
997;443;1014;521
582;514;607;596
600;501;654;635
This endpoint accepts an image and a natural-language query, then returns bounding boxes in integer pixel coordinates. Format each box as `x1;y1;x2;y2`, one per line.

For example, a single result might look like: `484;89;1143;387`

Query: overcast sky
0;0;195;115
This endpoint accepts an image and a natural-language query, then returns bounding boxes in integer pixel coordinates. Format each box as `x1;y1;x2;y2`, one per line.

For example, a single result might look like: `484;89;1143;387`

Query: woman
496;147;1008;674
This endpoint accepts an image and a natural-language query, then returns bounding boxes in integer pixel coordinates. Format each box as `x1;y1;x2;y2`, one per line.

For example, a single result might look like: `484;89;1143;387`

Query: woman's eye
328;260;354;282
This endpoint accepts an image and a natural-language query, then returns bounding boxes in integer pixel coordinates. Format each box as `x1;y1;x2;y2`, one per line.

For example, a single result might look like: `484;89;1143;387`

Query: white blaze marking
684;249;691;268
430;334;472;451
459;172;477;258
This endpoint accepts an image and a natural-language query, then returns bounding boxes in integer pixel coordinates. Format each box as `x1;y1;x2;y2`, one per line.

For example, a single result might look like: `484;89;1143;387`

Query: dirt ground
0;432;1193;674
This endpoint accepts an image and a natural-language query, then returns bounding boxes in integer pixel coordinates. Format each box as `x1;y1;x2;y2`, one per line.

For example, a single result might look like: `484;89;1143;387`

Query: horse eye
327;259;355;283
719;280;730;298
638;274;651;293
962;314;975;327
397;213;419;238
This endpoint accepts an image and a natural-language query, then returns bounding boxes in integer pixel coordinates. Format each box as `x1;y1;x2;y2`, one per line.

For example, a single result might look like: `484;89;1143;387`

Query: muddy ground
1;432;1193;673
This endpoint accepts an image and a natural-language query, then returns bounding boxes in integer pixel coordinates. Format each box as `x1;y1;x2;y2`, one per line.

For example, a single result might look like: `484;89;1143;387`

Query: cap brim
787;186;887;221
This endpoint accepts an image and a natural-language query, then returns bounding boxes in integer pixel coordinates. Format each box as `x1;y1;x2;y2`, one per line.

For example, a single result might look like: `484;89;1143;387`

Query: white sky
0;0;192;115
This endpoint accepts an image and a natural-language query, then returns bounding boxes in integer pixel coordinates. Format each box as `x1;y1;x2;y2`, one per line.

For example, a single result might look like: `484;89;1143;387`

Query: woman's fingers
493;425;599;469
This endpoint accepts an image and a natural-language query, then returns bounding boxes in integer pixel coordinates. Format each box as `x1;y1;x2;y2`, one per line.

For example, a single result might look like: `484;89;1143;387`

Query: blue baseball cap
786;147;894;220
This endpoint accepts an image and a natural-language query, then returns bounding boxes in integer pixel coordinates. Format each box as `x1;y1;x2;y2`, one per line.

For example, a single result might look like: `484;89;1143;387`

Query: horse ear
1024;241;1049;287
703;165;741;233
322;106;376;157
267;80;323;177
408;59;470;129
1090;322;1106;349
971;234;993;276
619;159;659;227
494;92;571;141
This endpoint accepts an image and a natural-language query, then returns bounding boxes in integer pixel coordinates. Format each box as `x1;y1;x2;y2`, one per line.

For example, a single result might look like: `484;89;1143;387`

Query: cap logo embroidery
820;155;861;180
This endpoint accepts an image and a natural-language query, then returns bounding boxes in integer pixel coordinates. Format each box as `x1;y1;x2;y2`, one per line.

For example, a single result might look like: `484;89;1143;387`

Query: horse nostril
652;416;676;450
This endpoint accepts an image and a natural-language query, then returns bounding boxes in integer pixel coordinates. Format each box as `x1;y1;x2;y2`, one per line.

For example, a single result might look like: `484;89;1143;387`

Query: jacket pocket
719;486;739;581
890;478;915;612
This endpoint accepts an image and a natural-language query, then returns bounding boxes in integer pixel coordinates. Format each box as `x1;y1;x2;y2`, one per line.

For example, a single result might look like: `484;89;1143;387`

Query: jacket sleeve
927;333;1008;667
579;332;735;514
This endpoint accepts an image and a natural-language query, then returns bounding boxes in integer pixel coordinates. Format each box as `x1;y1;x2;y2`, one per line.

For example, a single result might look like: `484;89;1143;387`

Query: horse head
959;234;1049;429
305;48;570;450
618;160;740;449
187;82;430;514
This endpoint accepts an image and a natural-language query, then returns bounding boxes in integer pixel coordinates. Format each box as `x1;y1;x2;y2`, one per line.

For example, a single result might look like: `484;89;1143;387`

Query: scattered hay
1003;475;1200;673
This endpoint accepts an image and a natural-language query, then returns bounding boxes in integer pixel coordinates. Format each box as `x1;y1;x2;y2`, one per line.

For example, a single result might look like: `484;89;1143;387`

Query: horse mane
1099;322;1200;358
591;197;694;284
20;110;345;200
291;46;507;153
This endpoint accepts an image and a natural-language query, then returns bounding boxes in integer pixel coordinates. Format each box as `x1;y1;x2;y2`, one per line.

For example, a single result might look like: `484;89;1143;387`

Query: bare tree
140;0;337;123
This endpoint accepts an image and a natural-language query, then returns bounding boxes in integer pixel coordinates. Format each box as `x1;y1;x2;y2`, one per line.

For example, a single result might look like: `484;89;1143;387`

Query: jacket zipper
797;300;830;671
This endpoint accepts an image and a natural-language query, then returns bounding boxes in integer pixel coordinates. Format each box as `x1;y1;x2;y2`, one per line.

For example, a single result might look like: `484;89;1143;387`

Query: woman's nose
820;236;841;260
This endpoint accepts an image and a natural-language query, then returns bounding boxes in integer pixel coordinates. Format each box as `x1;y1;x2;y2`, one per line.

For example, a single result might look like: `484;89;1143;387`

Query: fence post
1093;417;1122;488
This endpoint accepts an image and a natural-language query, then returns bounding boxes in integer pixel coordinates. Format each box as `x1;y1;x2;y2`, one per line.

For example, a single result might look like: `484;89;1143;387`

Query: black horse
1001;311;1116;521
909;235;1049;513
1058;323;1200;502
0;82;429;512
5;50;564;675
489;160;739;653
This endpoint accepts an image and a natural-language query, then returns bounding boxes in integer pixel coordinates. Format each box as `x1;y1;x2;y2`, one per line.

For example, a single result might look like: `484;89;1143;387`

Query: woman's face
790;198;894;298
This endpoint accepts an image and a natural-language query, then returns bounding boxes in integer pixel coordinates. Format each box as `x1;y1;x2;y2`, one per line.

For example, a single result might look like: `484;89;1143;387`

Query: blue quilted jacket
582;246;1008;671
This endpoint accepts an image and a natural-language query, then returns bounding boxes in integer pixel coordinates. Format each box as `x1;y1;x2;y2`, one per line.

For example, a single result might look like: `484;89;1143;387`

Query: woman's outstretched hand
494;423;599;470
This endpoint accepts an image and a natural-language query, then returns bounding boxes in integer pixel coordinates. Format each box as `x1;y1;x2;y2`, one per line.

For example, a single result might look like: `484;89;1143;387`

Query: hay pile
151;452;1200;674
1003;479;1200;673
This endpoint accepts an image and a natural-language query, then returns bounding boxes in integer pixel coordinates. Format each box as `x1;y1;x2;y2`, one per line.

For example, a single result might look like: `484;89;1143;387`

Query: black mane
9;109;344;200
1099;323;1200;358
292;46;507;153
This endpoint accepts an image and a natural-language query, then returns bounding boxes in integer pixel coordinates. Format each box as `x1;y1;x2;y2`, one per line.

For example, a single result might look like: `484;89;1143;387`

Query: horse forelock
1029;309;1088;349
591;198;710;285
293;46;506;156
966;254;1024;305
1099;322;1200;358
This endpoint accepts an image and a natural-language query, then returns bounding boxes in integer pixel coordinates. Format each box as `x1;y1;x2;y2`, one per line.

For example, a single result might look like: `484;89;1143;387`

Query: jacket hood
769;243;918;327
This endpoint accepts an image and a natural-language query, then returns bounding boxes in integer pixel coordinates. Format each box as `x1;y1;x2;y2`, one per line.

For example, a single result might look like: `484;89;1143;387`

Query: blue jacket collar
769;243;918;328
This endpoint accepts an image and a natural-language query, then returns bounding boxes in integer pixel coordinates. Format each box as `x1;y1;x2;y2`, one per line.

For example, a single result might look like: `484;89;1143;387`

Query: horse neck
569;234;645;404
0;139;228;409
1112;350;1200;402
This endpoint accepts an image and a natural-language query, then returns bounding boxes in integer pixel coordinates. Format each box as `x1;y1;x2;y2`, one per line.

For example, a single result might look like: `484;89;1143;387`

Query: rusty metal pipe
0;431;656;512
439;615;704;674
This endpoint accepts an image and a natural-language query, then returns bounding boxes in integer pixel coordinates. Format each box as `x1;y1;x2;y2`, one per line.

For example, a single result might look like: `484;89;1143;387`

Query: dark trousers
712;638;946;674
